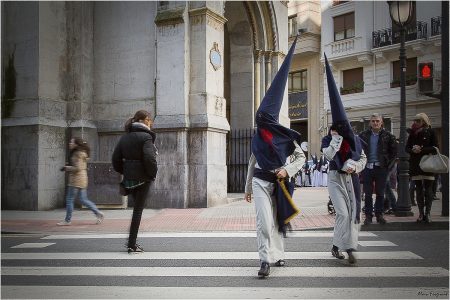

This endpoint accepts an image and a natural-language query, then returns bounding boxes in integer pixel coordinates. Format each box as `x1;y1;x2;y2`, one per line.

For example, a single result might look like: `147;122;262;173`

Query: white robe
245;141;306;263
323;134;367;250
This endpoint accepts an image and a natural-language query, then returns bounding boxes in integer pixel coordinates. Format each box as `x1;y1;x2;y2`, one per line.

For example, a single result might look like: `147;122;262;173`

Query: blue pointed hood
256;36;298;124
251;36;302;171
323;53;362;169
324;54;348;123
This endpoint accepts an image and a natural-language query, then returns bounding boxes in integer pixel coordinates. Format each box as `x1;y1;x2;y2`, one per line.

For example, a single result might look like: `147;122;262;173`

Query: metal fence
431;16;441;36
227;128;255;192
372;21;428;49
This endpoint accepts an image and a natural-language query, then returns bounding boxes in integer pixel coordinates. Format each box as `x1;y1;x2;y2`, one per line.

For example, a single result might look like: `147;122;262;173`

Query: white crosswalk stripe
2;251;422;260
2;231;448;299
3;266;448;277
40;231;378;239
10;243;55;249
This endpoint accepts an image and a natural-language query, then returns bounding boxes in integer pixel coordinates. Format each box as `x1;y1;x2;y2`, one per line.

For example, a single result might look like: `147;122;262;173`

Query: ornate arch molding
242;1;277;52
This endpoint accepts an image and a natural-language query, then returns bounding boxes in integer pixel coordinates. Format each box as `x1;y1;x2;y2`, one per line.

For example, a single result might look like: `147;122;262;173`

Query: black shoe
258;262;270;278
347;250;357;264
376;215;387;224
417;213;424;223
424;213;432;223
363;217;372;225
275;259;286;267
331;246;345;259
127;244;144;254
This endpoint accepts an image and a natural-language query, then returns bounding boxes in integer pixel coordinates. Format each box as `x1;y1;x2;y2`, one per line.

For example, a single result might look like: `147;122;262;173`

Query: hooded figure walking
321;54;367;264
244;36;306;278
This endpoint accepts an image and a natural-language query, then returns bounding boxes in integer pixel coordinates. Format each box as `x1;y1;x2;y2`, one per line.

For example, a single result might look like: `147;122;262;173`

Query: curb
361;221;449;231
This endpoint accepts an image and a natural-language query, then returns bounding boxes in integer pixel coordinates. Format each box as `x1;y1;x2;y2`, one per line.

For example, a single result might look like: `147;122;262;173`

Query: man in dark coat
359;113;397;225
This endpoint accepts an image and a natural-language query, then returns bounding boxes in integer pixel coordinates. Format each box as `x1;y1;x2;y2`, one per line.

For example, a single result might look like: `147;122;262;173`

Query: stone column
152;2;191;208
1;2;69;210
65;2;96;157
253;49;263;113
187;3;230;207
264;50;273;91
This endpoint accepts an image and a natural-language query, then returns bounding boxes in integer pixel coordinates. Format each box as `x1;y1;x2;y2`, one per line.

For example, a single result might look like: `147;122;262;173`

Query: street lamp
388;1;414;217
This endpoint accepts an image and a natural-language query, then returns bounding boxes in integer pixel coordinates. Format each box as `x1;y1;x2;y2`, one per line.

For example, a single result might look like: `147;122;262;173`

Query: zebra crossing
2;231;449;299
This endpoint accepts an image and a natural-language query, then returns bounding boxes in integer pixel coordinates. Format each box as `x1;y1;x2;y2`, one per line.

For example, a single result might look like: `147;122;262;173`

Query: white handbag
419;147;449;174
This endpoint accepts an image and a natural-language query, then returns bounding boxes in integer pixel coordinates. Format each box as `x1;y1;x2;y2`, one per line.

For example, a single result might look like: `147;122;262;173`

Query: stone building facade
1;1;289;210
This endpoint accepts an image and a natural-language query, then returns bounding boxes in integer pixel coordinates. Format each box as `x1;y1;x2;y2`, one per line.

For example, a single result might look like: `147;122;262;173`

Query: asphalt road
1;230;449;299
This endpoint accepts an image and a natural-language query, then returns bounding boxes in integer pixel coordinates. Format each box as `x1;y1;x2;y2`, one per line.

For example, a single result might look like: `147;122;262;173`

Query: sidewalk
1;187;448;234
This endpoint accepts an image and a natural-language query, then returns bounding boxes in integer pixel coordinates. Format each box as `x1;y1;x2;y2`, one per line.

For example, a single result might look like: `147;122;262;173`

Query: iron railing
226;128;255;193
431;16;441;36
372;21;428;48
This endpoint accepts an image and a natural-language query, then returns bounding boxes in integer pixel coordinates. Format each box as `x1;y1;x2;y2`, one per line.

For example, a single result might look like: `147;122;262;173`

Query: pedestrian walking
57;137;104;226
359;113;397;225
112;110;158;253
244;36;305;278
322;54;367;264
406;113;439;223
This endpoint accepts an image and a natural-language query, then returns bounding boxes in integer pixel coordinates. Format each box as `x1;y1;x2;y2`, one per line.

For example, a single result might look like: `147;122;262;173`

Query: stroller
327;197;335;215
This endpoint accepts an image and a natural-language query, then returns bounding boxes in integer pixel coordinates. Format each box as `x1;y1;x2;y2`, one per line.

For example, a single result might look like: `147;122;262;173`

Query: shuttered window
343;67;363;88
340;67;364;94
334;12;355;41
392;57;417;86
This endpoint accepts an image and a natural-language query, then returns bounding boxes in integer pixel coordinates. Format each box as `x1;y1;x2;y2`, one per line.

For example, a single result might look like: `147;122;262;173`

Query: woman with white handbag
405;113;439;223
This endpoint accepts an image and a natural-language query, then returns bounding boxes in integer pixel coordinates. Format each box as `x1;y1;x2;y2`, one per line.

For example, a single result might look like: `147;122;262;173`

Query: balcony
372;21;428;49
390;75;417;88
339;81;364;95
431;16;441;36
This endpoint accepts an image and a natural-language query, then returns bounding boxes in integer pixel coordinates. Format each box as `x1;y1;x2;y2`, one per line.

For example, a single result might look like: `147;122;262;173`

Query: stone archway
224;1;279;130
224;1;281;192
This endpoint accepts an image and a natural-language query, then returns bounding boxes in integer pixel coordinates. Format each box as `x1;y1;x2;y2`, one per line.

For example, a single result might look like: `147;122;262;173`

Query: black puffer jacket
359;128;397;168
405;127;438;177
112;123;158;181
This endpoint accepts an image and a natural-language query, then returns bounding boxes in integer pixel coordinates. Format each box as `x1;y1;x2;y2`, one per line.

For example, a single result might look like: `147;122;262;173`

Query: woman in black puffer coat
112;110;158;253
405;113;438;223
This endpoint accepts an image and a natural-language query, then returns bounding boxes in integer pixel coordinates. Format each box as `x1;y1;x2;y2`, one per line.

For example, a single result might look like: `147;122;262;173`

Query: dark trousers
128;182;151;248
363;167;388;217
409;180;416;204
384;180;397;210
415;179;434;215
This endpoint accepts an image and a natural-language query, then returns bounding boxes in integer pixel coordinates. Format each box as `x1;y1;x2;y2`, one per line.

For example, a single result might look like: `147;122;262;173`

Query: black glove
60;166;65;172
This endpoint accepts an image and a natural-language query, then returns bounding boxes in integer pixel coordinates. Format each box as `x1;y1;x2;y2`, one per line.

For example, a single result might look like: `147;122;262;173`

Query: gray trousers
252;177;284;263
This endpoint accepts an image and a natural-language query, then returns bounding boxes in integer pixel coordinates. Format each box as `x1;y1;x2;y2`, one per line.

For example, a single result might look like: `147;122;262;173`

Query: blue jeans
64;186;101;222
363;167;388;217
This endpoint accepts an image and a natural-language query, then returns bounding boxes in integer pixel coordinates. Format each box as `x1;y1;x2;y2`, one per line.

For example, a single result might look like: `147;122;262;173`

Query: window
391;57;417;88
340;67;364;95
334;12;355;41
288;70;308;93
288;15;298;38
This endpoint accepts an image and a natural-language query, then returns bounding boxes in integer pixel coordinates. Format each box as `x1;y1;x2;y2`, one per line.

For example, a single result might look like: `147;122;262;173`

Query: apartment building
321;1;442;146
288;0;323;157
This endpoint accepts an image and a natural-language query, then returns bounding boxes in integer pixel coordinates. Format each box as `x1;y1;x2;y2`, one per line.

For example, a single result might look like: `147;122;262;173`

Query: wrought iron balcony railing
372;21;428;49
431;16;441;36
